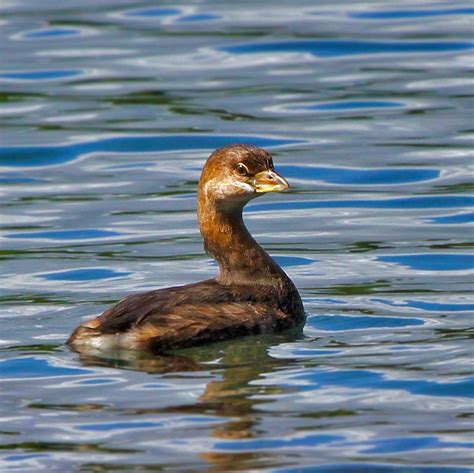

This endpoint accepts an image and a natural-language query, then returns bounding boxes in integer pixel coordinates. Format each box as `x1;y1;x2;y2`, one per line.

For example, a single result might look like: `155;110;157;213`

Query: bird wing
94;279;235;334
131;301;288;351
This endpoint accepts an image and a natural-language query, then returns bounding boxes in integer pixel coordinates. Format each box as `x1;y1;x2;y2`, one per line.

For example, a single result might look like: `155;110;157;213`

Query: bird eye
235;163;249;176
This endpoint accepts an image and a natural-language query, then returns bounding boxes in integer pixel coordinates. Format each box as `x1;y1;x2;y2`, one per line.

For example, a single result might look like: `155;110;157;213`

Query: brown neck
197;194;285;286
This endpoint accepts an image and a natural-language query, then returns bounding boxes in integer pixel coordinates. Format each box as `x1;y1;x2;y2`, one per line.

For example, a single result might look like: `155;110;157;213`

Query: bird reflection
74;330;303;470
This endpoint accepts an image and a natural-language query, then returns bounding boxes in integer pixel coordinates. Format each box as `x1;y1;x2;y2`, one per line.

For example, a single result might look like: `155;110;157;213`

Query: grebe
68;144;304;353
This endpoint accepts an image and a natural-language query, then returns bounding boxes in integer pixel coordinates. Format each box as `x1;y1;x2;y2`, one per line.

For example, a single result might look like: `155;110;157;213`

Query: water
0;1;473;471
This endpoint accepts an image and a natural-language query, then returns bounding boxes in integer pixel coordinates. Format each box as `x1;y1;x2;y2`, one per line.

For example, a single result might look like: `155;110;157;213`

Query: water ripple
378;254;474;271
272;368;474;399
0;70;83;82
125;7;182;18
280;165;439;186
372;299;474;312
350;8;474;20
214;433;344;451
17;27;85;40
308;315;424;331
177;14;220;23
6;229;122;240
251;195;474;211
222;40;474;58
37;268;131;282
275;466;470;473
0;357;93;379
287;100;404;112
428;212;474;225
0;134;301;168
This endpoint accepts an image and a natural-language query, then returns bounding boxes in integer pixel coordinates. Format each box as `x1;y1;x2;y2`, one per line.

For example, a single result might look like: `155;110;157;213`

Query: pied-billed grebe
68;144;305;353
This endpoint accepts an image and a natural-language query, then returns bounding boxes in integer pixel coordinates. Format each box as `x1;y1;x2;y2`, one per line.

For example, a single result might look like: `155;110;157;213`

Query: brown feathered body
68;145;304;353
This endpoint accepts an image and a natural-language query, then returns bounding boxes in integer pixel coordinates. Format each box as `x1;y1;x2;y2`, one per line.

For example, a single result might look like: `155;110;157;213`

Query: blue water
0;1;473;472
350;8;474;20
222;39;474;57
0;135;301;167
0;70;82;81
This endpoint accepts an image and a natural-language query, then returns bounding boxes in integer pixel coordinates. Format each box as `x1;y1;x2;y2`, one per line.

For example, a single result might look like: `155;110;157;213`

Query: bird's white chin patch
233;181;255;194
205;180;255;200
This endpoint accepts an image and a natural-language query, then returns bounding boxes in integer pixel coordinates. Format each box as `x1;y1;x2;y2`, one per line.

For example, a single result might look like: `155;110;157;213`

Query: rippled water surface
1;1;473;471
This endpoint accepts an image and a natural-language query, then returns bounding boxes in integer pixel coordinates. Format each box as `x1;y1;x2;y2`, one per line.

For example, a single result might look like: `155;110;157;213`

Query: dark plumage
68;144;305;353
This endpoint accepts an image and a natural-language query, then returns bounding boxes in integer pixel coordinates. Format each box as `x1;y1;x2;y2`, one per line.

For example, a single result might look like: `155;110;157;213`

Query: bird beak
251;170;289;193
